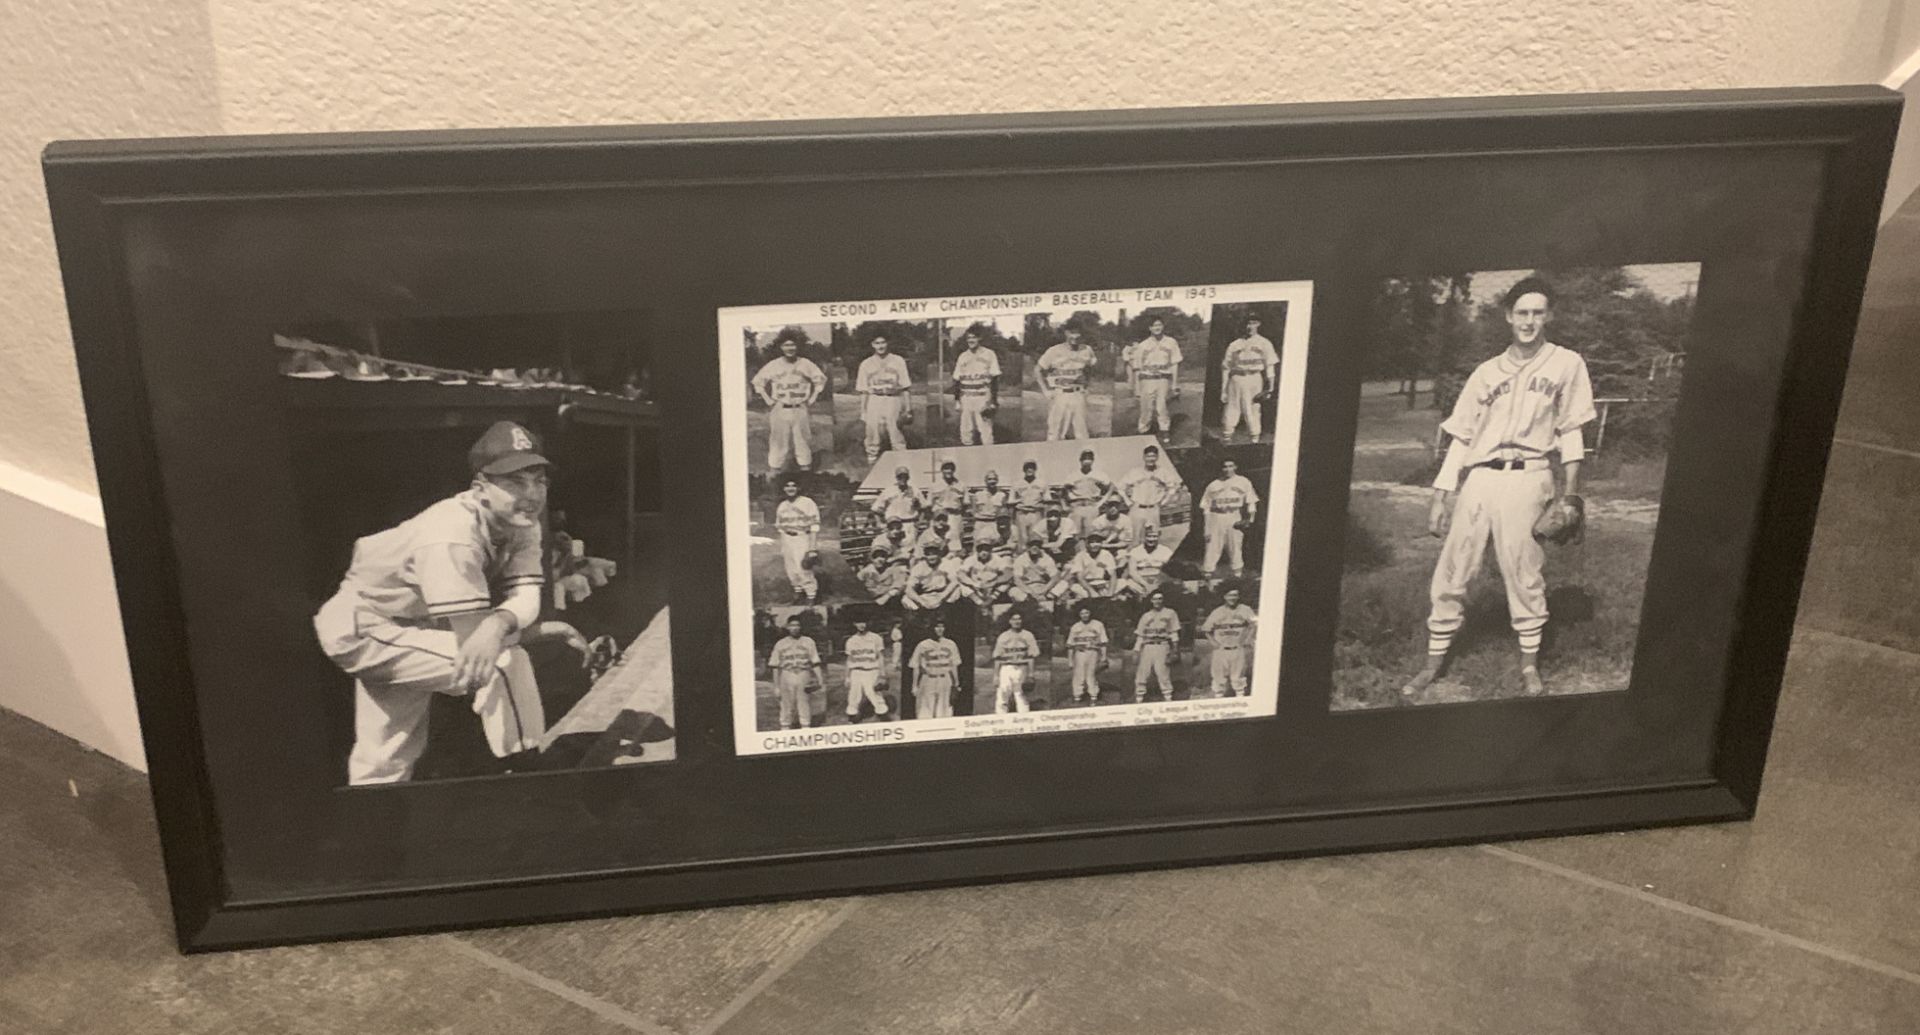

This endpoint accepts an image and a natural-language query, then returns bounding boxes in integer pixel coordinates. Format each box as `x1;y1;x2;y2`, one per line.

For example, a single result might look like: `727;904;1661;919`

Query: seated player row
750;314;1279;470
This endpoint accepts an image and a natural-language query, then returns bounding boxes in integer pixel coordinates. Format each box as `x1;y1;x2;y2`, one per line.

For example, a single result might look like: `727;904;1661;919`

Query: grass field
1333;385;1664;710
1111;368;1207;447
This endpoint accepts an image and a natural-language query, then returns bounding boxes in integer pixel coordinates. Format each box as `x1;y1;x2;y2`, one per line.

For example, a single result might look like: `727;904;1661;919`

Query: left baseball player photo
286;308;676;784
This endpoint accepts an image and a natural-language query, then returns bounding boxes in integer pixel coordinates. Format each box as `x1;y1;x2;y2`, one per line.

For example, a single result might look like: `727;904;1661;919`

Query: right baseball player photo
1331;264;1698;710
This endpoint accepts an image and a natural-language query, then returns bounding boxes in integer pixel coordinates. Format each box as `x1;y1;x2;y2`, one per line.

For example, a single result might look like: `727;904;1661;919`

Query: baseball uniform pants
915;674;954;718
1221;373;1265;441
1210;645;1249;696
845;668;889;717
323;619;546;785
776;673;813;729
780;533;818;598
1070;651;1101;699
1202;512;1245;575
863;394;905;460
1135;643;1172;697
958;393;995;445
994;665;1032;712
1129;504;1161;543
1136;377;1171;433
1012;511;1044;548
767;404;813;469
1047;390;1089;440
1426;465;1553;656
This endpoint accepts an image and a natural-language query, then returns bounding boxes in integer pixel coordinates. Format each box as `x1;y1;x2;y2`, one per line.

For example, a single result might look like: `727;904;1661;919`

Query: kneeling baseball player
313;421;587;785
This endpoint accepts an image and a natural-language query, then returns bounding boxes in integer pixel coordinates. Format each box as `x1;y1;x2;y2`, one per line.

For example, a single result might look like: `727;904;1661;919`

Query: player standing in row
1066;605;1109;704
751;332;828;471
1010;460;1052;548
842;615;894;721
952;329;1003;445
1199;458;1260;581
1201;587;1258;698
970;470;1011;552
1128;316;1184;436
908;618;961;719
855;334;913;465
1118;444;1182;544
1218;315;1279;443
1402;277;1597;700
774;476;822;604
314;421;581;785
871;465;924;526
1132;590;1182;702
929;461;968;551
768;615;825;730
1064;449;1115;529
1036;324;1098;440
991;611;1041;713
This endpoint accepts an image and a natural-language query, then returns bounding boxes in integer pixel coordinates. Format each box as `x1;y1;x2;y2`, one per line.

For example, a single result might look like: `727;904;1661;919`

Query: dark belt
1475;458;1550;471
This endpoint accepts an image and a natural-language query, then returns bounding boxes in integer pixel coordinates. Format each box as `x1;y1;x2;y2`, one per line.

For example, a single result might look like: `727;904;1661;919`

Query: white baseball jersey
751;357;827;404
910;637;961;676
1065;470;1113;510
1134;607;1181;645
1067;620;1109;653
318;492;543;652
911;556;963;593
845;631;887;671
1438;342;1597;475
969;487;1011;523
770;635;820;672
1014;552;1059;591
952;348;1002;396
1013;479;1052;514
1119;465;1181;508
1066;551;1117;595
1037;343;1096;390
873;483;925;523
1202;604;1258;648
994;629;1041;667
1200;476;1259;515
859;561;908;599
1040;520;1080;554
1084;513;1132;552
961;553;1013;591
1131;336;1182;378
774;497;820;536
855;353;913;396
929;482;968;518
1124;544;1173;584
1222;334;1279;376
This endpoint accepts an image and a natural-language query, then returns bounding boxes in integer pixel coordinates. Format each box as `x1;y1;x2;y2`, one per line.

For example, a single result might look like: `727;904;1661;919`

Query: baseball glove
1233;518;1253;532
1532;494;1586;546
898;409;914;427
802;549;822;570
981;401;998;418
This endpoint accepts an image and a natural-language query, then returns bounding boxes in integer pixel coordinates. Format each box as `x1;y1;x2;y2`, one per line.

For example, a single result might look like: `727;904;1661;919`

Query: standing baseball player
314;420;585;785
750;332;828;470
772;476;822;603
1118;444;1182;544
842;616;894;721
1117;525;1173;600
991;610;1042;713
1065;605;1109;704
929;461;968;551
969;470;1011;551
871;465;924;526
1010;460;1051;549
1218;314;1279;443
1132;591;1181;702
1128;316;1184;436
1201;587;1258;698
767;615;825;729
1402;276;1597;699
855;334;913;464
908;618;961;719
1036;324;1098;440
951;329;1003;445
1064;449;1115;529
1199;458;1259;580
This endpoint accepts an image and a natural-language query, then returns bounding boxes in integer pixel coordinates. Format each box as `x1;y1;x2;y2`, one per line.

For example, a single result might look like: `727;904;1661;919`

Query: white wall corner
0;461;146;771
1883;44;1920;222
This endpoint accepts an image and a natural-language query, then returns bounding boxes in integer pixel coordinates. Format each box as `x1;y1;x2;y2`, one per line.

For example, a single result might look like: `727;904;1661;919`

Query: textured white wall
3;0;221;493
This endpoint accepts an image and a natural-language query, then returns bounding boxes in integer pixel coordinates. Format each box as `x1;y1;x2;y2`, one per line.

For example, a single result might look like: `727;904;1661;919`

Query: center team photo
722;281;1313;755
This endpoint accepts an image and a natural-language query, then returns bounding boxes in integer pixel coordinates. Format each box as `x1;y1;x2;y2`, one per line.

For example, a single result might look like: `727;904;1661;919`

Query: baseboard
1883;47;1920;222
0;461;145;771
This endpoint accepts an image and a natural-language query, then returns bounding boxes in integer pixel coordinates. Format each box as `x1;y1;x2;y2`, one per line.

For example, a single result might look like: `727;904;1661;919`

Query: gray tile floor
8;212;1920;1034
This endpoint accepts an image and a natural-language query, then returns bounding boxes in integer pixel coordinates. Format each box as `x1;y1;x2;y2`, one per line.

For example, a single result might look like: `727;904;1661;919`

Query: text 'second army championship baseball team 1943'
722;281;1312;754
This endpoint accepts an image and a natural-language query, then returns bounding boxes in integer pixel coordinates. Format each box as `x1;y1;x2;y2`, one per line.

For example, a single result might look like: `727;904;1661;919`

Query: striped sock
1518;629;1543;654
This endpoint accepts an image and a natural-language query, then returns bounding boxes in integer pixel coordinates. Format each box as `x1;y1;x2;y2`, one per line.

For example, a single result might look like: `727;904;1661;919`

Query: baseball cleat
1521;666;1545;696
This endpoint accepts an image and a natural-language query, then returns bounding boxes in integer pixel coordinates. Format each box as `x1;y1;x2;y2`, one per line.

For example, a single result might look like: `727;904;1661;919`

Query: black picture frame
43;86;1899;952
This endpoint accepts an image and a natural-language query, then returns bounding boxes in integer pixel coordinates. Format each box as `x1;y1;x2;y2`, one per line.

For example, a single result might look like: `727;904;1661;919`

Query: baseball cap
469;421;550;476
